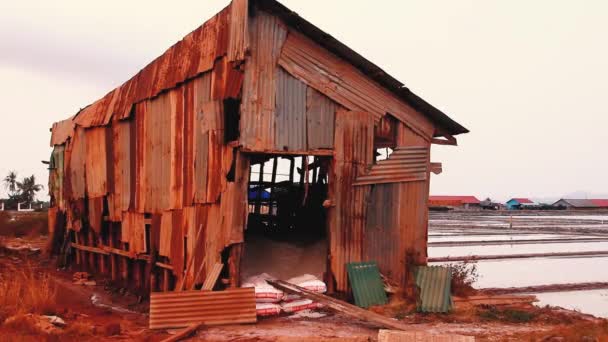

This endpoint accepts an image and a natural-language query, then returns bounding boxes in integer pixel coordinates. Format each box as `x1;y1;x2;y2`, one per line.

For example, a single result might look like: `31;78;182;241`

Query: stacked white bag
242;273;327;317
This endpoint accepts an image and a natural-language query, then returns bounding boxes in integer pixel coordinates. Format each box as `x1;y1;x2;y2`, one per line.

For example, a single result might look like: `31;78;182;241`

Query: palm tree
3;171;18;196
16;175;43;205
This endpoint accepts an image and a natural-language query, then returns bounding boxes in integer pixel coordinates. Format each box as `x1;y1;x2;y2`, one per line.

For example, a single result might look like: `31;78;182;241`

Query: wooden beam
160;322;206;342
240;148;333;156
268;280;414;331
71;243;110;256
202;263;223;291
431;134;457;146
155;261;174;270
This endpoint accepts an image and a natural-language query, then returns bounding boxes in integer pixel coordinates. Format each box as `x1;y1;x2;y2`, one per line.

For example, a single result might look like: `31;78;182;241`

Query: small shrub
477;306;536;323
447;261;479;296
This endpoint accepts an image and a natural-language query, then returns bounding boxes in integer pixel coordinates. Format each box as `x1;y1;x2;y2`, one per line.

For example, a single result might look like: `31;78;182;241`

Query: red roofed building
591;199;608;208
429;196;481;209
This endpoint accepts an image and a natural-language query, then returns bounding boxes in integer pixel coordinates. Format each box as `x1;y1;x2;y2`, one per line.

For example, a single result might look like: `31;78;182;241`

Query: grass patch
0;263;57;323
477;306;536;323
0;211;48;238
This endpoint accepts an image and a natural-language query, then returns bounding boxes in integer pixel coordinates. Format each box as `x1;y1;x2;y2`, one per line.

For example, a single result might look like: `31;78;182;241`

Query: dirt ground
1;211;608;341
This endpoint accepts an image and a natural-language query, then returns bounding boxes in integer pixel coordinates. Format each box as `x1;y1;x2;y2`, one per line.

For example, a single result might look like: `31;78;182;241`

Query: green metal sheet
415;266;453;313
347;261;388;308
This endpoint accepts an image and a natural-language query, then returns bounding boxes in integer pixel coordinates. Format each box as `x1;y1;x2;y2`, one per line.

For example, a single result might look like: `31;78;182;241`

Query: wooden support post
162;268;170;292
109;224;118;282
74;231;82;267
228;244;243;288
289;157;295;183
299;156;305;186
312;156;318;184
254;161;264;214
121;242;129;285
98;236;107;275
269;157;278;217
175;225;203;291
87;230;96;272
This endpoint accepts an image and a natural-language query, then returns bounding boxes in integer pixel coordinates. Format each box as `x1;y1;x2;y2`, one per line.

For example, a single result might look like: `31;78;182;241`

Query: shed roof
590;199;608;207
429;196;480;204
57;0;467;139
507;198;534;204
554;199;599;208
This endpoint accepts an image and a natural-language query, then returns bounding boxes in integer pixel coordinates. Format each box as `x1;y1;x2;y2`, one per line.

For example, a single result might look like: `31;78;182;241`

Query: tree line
2;171;44;209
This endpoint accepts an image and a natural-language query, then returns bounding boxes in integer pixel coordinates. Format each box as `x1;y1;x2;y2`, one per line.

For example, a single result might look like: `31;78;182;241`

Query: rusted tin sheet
333;110;374;165
66;127;86;200
306;87;337;149
378;329;474;342
169;87;185;210
278;31;435;140
354;146;429;186
50;117;75;146
74;88;118;128
364;183;403;285
159;211;172;258
149;288;256;329
140;93;172;213
275;68;307;151
240;10;287;151
227;0;249;61
84;127;109;197
49;145;65;210
212;57;244;100
121;211;146;253
108;120;132;220
88;197;104;234
328;109;374;292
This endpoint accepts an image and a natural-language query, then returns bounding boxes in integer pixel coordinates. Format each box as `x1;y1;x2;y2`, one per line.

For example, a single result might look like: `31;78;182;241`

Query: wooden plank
161;322;206;342
71;243;110;256
378;329;474;342
268;280;413;331
202;263;223;291
175;224;203;291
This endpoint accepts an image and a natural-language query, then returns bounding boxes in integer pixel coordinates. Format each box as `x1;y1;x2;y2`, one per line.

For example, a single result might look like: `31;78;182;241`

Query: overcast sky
1;0;607;202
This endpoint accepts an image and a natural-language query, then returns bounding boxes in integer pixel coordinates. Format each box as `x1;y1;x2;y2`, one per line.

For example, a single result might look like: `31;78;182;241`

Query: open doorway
241;154;330;282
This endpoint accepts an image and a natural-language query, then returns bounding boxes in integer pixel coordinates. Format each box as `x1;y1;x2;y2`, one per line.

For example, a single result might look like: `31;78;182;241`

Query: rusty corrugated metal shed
149;288;256;329
415;266;453;313
254;0;468;136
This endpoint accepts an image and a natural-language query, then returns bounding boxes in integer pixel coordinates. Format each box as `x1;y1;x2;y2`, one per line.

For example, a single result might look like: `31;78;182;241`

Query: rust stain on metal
50;116;75;146
149;288;256;329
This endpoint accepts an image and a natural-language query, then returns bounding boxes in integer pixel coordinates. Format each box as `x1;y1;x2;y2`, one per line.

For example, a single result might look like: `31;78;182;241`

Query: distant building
429;196;481;210
552;199;608;209
505;198;534;210
480;199;501;210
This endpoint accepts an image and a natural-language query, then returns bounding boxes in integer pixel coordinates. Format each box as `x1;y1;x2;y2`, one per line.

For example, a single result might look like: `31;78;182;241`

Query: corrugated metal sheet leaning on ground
47;0;467;296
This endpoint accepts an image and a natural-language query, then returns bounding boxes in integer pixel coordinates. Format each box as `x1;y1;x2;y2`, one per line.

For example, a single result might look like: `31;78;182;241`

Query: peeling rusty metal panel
306;87;336;150
212;57;244;100
228;0;249;61
364;183;402;285
111;120;132;218
354;146;429;186
121;211;146;253
149;288;256;329
49;145;65;210
66;127;86;200
415;266;453;313
275;68;307;151
240;10;287;151
141;93;172;213
84;127;109;198
159;211;172;258
50;117;75;146
88;197;104;234
169;87;185;210
328;109;374;292
278;31;435;140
